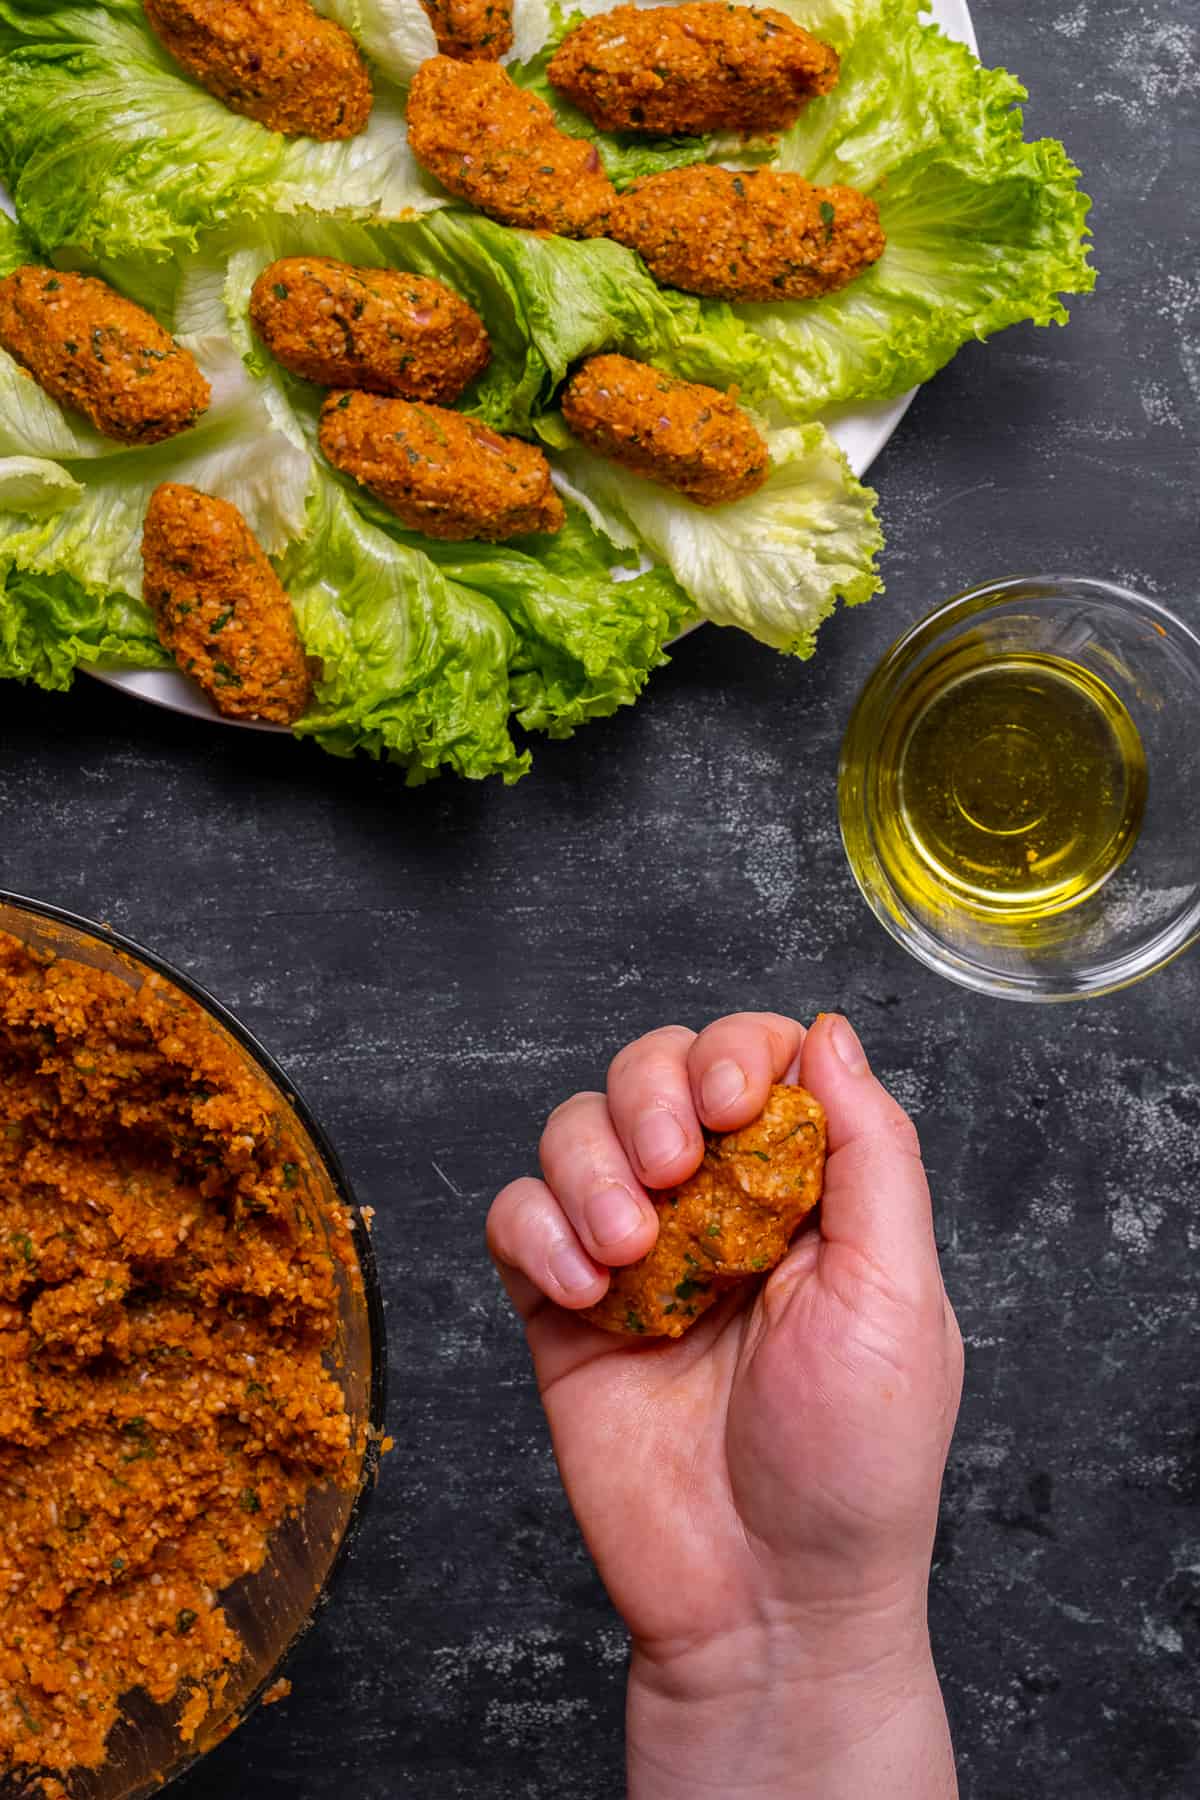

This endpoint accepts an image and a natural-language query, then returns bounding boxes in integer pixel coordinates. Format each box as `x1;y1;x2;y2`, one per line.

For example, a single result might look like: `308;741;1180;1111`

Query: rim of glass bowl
0;889;388;1792
837;575;1200;1002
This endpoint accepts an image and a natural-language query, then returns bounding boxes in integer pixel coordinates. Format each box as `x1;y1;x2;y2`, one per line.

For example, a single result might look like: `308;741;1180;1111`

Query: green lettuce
553;422;882;654
280;469;684;778
0;0;443;265
279;478;530;782
317;0;437;86
0;562;165;688
346;490;688;735
750;0;1094;414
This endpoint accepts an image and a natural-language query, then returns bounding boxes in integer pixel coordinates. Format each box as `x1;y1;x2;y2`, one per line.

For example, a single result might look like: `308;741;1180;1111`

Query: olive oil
874;649;1147;923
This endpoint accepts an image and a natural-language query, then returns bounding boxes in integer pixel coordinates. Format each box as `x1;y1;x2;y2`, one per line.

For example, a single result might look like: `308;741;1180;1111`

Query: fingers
487;1176;608;1318
539;1091;659;1265
798;1013;941;1305
605;1015;808;1190
686;1012;806;1130
606;1025;703;1189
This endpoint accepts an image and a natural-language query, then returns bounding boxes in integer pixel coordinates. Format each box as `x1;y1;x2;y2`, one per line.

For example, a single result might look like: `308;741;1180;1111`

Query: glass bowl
0;892;387;1798
838;576;1200;1001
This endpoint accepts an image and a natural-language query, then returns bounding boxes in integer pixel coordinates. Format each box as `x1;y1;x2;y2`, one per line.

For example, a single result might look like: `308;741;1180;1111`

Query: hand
487;1012;963;1799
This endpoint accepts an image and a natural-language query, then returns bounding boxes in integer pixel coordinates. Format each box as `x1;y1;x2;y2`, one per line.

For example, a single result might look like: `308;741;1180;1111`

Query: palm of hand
529;1224;956;1659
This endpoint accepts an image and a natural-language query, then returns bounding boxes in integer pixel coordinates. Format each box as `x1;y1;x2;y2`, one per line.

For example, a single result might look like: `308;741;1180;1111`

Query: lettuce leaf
316;0;437;87
0;455;83;514
0;203;31;275
345;488;688;735
751;0;1094;415
0;561;164;688
279;479;529;782
0;0;443;265
553;422;882;654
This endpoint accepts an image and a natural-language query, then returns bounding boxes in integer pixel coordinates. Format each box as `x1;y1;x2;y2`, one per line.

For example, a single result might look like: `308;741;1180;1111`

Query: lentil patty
142;483;314;726
561;353;769;506
548;3;839;137
319;389;566;540
607;165;885;302
582;1084;826;1338
0;267;211;447
0;930;361;1788
249;257;490;403
405;56;615;237
142;0;373;140
419;0;513;61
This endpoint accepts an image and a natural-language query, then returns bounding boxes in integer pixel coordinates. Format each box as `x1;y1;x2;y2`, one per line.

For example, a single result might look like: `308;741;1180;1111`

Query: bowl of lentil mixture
0;893;386;1799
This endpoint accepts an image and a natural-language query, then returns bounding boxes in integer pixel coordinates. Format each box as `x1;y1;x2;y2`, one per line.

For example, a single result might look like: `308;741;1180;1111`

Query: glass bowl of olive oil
839;576;1200;1000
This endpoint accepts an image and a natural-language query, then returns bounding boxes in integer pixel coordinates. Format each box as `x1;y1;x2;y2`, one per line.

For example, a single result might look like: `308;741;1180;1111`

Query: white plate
8;0;977;731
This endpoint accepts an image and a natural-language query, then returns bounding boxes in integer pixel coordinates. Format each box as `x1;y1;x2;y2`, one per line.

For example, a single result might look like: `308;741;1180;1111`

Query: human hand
487;1012;963;1799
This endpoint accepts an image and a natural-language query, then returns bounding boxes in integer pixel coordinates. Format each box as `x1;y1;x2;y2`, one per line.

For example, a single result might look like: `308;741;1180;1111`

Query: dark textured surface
2;2;1199;1795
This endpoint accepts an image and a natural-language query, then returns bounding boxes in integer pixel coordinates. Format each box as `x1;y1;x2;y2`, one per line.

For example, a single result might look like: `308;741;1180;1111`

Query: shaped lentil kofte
419;0;513;61
548;2;839;137
405;56;615;236
582;1084;826;1338
319;390;565;541
142;484;313;725
607;165;885;302
0;267;210;446
142;0;372;140
249;258;490;403
561;354;769;506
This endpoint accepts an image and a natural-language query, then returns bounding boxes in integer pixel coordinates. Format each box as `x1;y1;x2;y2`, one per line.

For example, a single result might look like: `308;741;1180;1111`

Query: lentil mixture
418;0;513;62
405;57;615;237
143;0;373;141
141;482;314;725
249;257;491;404
582;1084;826;1337
0;267;211;448
0;930;362;1789
561;353;769;506
318;389;566;540
547;3;839;138
607;165;885;302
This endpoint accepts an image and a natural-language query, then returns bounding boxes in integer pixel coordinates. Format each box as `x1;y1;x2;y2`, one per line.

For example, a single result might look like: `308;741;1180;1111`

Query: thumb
798;1013;941;1307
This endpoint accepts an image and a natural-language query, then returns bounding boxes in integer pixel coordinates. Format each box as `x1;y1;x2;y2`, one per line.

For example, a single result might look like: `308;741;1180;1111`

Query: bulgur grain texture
607;165;885;301
561;353;769;505
582;1084;826;1338
142;483;314;725
405;56;615;236
142;0;372;140
548;3;839;137
249;257;490;403
319;389;566;540
0;930;362;1787
0;267;211;447
419;0;513;61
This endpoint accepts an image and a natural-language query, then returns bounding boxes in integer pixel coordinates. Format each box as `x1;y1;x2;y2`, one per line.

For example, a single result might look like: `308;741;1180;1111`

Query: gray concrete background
2;1;1198;1794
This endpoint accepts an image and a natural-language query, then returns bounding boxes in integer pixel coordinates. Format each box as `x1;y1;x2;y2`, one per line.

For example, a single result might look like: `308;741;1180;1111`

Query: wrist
626;1604;953;1800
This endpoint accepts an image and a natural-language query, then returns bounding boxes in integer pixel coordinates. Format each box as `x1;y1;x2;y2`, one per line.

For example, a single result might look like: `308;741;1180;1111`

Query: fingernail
586;1186;645;1249
830;1016;869;1074
633;1109;687;1173
700;1058;747;1116
548;1238;599;1298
